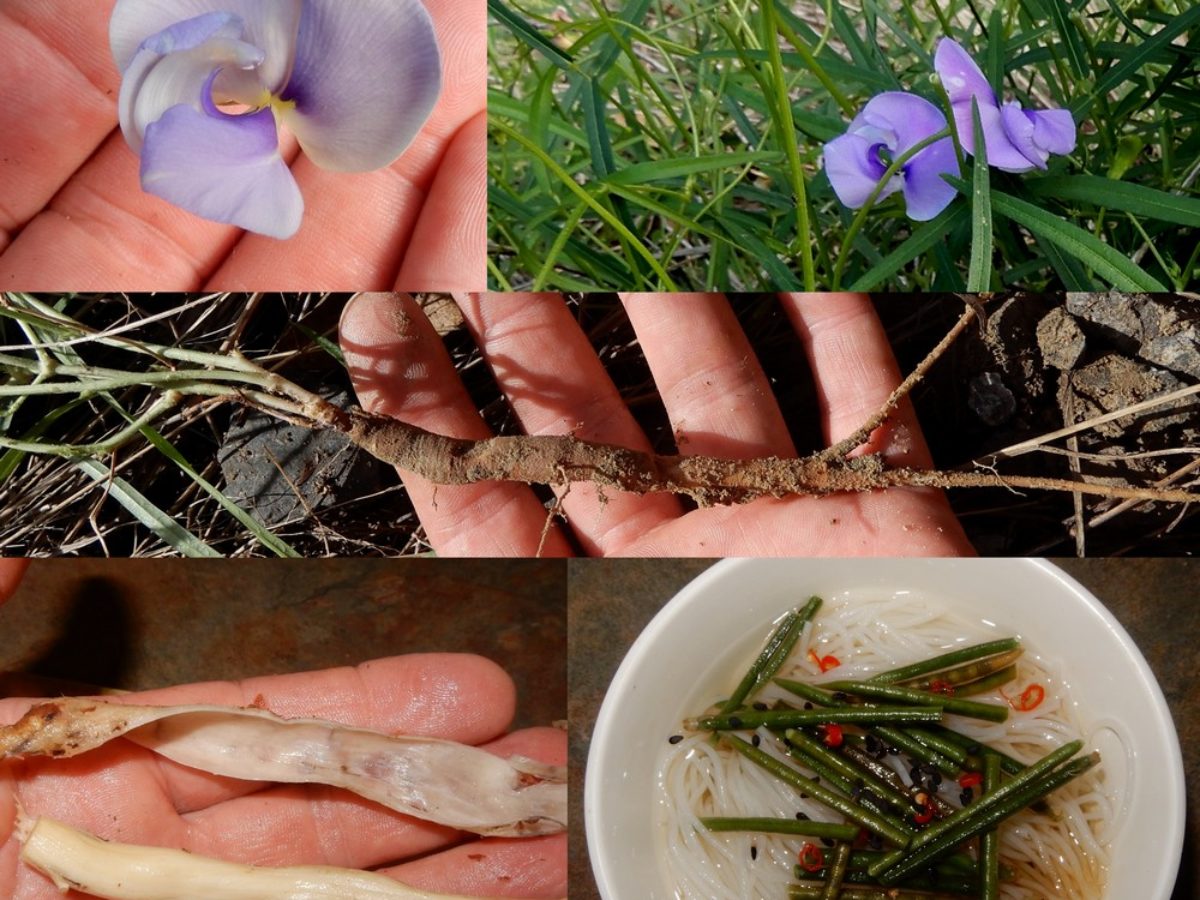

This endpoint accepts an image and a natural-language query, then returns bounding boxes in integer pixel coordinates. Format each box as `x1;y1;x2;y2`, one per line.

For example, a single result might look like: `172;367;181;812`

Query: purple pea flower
823;92;958;221
934;38;1075;173
111;0;442;239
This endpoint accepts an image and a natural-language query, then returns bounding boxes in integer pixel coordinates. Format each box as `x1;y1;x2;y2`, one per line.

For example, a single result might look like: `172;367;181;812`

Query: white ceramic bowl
585;558;1183;900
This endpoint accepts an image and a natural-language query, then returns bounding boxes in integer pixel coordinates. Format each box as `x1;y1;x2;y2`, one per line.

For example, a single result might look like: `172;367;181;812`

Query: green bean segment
720;597;822;715
700;817;858;841
869;639;1022;685
693;707;943;731
822;680;1010;723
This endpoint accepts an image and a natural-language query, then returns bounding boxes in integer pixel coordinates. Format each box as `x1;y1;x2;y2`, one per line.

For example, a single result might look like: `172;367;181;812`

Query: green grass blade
1076;6;1200;117
129;419;300;558
762;0;815;289
986;7;1005;95
967;98;993;291
75;459;222;558
491;118;677;288
290;323;344;366
487;0;576;71
604;151;782;185
1026;174;1200;227
848;204;968;290
973;184;1168;290
1043;0;1089;77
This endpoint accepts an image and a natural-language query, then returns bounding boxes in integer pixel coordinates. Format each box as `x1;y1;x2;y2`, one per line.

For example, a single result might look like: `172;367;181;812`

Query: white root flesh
0;699;565;836
16;812;519;900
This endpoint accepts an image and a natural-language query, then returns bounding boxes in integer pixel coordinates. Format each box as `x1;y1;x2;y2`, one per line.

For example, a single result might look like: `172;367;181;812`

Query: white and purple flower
933;37;1076;173
823;92;958;222
111;0;442;239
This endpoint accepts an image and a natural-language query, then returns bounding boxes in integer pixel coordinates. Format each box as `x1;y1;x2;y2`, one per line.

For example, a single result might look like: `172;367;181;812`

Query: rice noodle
657;593;1114;899
0;699;566;837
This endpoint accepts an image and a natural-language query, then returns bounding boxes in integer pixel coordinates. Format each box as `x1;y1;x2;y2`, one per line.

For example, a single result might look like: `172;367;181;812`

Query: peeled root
17;812;524;900
0;699;565;837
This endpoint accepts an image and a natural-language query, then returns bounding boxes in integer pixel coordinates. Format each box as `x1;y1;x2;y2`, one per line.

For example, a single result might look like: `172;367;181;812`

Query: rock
1036;306;1087;371
218;389;391;526
1067;294;1200;380
1062;354;1194;440
968;372;1016;426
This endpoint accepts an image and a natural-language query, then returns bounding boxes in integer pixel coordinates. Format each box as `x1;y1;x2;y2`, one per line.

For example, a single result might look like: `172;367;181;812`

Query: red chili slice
1003;683;1046;712
798;843;825;872
958;772;983;789
821;723;844;748
807;651;841;673
913;805;934;824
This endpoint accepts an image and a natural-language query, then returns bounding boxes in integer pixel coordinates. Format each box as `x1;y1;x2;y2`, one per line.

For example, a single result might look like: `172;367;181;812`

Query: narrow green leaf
604;152;782;186
967;98;993;292
75;459;221;557
965;182;1168;290
1026;174;1200;228
848;204;968;290
130;420;300;558
1076;6;1200;117
290;323;344;366
986;8;1005;96
1044;0;1089;78
487;0;576;71
490;118;678;289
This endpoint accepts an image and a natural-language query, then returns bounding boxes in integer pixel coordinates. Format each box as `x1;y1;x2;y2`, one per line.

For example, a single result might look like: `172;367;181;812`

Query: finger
0;654;518;813
0;131;256;289
620;294;795;458
383;834;567;899
0;0;118;245
179;728;564;871
452;293;682;555
392;111;487;291
205;0;485;290
779;294;935;467
0;559;29;604
339;293;572;556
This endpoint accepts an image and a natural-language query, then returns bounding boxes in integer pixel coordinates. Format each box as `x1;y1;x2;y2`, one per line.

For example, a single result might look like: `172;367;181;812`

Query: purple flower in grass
823;92;958;221
934;38;1075;173
111;0;442;239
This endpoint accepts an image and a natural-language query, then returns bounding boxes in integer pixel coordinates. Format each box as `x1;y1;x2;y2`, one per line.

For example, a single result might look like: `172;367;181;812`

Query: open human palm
338;293;975;557
0;0;483;291
0;656;566;898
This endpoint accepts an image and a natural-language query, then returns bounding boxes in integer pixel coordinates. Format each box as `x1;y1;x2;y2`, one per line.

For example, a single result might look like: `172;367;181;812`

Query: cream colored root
0;699;566;837
16;813;500;900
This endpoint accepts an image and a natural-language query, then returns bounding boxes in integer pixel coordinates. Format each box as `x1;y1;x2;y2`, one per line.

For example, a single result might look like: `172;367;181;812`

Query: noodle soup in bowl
585;559;1183;900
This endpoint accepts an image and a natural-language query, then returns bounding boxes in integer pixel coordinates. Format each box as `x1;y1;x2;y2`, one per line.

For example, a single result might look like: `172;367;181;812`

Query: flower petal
901;137;959;220
823;132;901;209
857;91;949;156
1000;102;1048;169
277;0;441;172
118;13;265;153
110;0;303;93
934;38;997;108
140;74;303;239
951;99;1036;172
1029;107;1077;155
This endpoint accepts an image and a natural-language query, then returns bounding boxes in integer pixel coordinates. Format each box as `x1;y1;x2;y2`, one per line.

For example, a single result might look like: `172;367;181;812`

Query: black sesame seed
750;845;758;860
832;692;849;702
753;702;768;711
803;702;814;710
795;811;810;820
751;734;761;747
668;734;683;744
820;837;834;848
960;788;974;805
729;716;743;729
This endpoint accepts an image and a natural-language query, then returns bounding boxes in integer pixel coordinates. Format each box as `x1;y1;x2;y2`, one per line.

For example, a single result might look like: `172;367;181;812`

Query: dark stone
218;390;390;526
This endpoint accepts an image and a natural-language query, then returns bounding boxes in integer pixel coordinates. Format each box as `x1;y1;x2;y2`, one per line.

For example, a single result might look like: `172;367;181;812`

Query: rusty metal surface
0;559;566;731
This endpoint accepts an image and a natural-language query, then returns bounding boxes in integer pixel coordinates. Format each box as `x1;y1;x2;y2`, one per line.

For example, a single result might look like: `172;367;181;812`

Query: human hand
338;293;975;557
0;561;29;606
0;655;566;898
0;0;483;291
